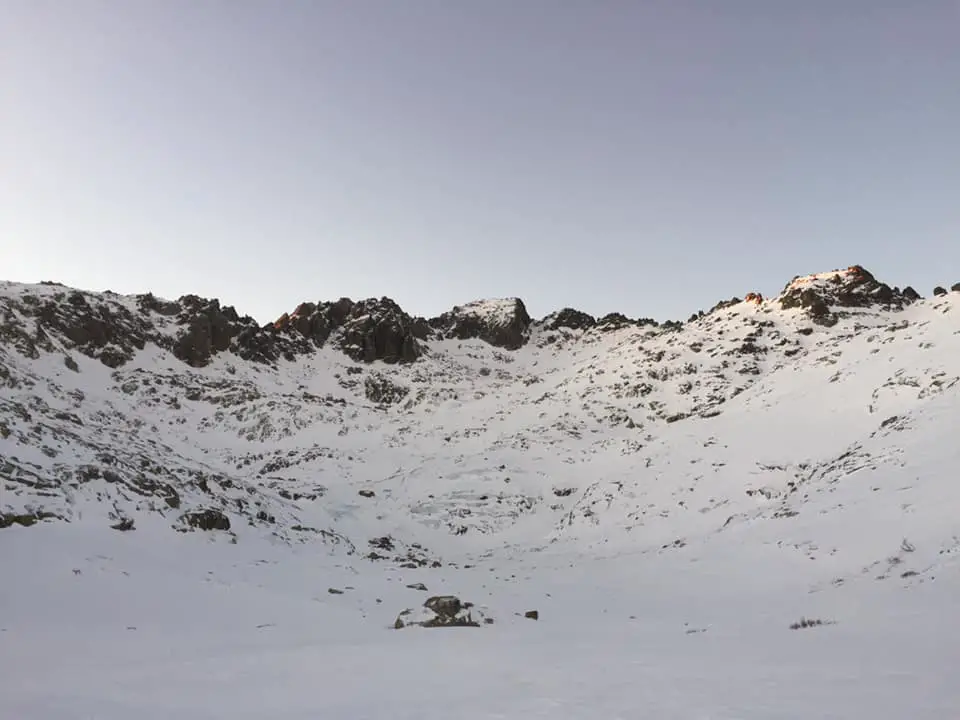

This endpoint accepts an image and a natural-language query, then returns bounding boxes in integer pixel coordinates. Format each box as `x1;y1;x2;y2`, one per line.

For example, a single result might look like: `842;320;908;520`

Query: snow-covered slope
2;267;959;718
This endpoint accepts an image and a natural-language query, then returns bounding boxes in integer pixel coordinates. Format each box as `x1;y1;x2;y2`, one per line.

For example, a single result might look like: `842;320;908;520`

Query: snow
1;282;960;718
782;267;858;292
450;297;523;326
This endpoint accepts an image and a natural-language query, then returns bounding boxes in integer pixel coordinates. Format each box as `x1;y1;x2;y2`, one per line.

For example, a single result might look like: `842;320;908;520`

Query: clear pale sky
3;1;958;323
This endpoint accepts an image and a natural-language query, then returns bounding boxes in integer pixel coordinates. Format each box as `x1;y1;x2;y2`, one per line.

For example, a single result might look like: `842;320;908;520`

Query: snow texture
1;274;959;719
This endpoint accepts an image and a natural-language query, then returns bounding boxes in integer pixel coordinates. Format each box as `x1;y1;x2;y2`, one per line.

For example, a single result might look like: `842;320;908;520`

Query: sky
2;1;958;324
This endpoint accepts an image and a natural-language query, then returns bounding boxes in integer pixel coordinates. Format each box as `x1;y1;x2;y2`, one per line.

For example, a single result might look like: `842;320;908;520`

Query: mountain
2;266;959;718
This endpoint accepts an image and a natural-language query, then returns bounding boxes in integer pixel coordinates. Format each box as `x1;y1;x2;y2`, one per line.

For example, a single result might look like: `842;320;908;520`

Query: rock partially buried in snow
393;595;491;629
778;265;914;327
176;509;231;532
430;299;531;350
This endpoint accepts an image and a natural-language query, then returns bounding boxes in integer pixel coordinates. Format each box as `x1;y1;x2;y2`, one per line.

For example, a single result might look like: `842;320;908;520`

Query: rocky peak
275;296;426;363
777;265;916;326
541;308;596;332
429;298;531;350
0;283;307;370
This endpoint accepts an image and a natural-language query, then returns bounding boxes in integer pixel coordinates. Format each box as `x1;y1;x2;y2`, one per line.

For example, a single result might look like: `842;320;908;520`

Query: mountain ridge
2;265;950;371
3;264;958;566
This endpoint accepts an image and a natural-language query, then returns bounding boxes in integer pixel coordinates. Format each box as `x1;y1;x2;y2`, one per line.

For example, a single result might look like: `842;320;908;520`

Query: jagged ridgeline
1;266;958;562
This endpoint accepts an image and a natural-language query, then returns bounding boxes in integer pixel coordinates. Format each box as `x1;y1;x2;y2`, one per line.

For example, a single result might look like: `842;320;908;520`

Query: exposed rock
933;286;947;296
952;283;960;293
0;510;59;529
430;298;531;350
364;373;409;404
279;297;424;363
171;297;237;367
709;298;741;314
903;286;922;302
596;312;634;331
543;308;596;331
406;582;428;591
524;610;539;620
358;489;376;499
594;312;657;332
394;595;490;629
779;266;911;326
177;508;231;532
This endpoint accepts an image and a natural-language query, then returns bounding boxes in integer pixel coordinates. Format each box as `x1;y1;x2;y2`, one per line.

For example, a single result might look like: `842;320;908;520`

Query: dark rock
110;517;135;532
364;373;409;404
0;510;59;529
595;312;658;331
394;595;490;629
933;286;947;296
524;610;539;620
63;355;79;372
171;297;245;368
327;587;345;595
279;297;424;363
780;266;912;324
709;298;742;314
951;283;960;293
430;298;531;350
406;582;428;591
424;595;462;618
543;308;595;331
596;312;634;330
178;508;231;532
358;489;376;498
903;286;921;302
369;535;395;551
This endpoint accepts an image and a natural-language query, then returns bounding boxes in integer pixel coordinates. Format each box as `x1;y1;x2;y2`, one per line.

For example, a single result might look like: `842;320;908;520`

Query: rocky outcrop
276;297;425;363
933;286;947;297
0;284;308;370
171;296;265;368
177;508;231;532
594;312;658;332
393;595;492;629
779;266;914;326
364;373;409;405
951;283;960;293
3;288;154;367
430;299;531;350
542;308;596;331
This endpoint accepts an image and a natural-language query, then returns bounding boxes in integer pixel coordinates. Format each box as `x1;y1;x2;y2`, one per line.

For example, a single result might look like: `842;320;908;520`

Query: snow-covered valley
2;267;959;718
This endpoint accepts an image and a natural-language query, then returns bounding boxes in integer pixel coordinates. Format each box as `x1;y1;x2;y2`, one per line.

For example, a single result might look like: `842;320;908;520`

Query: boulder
933;286;947;296
393;595;491;629
952;283;960;293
